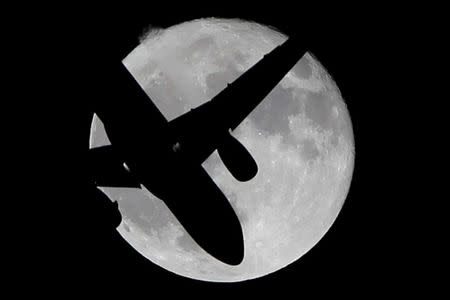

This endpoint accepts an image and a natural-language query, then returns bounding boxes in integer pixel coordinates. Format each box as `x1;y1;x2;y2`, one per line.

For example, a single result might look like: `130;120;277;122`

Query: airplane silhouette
89;34;307;265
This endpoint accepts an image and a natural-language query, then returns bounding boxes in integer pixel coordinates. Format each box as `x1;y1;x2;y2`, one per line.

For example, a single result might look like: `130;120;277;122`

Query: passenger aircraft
89;34;307;265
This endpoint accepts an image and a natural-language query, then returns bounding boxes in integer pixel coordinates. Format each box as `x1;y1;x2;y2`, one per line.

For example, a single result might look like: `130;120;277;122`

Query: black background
23;2;430;296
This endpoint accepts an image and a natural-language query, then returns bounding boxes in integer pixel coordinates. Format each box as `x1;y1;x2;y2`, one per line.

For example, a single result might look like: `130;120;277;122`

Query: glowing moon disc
90;18;355;282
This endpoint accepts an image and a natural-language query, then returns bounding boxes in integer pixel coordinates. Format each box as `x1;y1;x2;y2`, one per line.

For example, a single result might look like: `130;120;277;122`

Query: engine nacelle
218;132;258;182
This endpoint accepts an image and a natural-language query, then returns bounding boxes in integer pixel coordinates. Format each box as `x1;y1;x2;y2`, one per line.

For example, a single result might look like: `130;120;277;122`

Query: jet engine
218;132;258;182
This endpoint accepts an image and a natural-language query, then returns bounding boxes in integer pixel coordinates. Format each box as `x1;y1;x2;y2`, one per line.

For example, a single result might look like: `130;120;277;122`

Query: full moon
89;18;355;282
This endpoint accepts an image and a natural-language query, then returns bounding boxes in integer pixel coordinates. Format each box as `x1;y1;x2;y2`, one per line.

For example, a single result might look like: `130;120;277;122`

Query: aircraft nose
143;164;245;266
203;210;244;266
160;178;244;265
175;199;244;266
178;191;244;266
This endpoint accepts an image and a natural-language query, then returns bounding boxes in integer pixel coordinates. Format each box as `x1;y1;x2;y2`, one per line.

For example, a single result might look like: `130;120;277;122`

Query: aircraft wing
89;63;244;264
168;36;307;164
88;35;306;264
93;61;172;162
88;142;244;265
203;36;307;131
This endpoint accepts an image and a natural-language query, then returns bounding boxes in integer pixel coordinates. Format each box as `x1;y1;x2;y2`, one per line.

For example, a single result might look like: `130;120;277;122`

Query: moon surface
89;18;354;282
